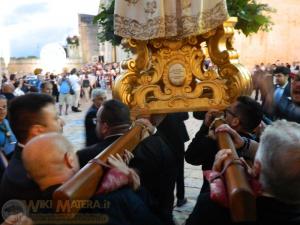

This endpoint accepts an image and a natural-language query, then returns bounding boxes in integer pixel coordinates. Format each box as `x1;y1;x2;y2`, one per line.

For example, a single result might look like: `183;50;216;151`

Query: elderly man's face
93;95;107;109
291;75;300;104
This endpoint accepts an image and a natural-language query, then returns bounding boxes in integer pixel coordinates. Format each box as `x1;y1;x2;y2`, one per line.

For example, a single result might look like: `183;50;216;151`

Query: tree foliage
94;0;275;46
227;0;275;36
66;36;79;46
93;0;122;46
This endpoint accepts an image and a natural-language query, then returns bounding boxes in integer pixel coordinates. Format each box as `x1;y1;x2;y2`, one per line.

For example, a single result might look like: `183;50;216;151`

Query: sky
0;0;100;57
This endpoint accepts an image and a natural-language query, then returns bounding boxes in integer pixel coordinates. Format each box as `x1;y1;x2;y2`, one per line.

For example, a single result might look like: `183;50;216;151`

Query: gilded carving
113;17;252;117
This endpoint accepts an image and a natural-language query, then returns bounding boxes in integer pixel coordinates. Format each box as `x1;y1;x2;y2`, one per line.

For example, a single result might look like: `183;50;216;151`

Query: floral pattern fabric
114;0;229;40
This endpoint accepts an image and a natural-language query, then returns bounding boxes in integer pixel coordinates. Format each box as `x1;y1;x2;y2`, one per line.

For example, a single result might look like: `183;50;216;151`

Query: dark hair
50;74;55;80
13;80;20;88
99;99;131;126
70;68;77;75
29;86;39;92
273;66;290;76
235;96;263;132
9;74;16;81
8;93;55;143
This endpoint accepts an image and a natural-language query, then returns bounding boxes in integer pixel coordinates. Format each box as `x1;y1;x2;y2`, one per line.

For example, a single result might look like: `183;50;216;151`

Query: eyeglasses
224;108;237;117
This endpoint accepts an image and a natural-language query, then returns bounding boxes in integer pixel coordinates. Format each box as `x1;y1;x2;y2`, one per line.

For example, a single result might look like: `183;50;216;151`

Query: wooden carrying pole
53;124;145;216
214;118;256;222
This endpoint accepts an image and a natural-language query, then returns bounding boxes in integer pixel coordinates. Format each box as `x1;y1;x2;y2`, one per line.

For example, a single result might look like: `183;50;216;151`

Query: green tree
93;0;122;46
94;0;275;46
227;0;275;36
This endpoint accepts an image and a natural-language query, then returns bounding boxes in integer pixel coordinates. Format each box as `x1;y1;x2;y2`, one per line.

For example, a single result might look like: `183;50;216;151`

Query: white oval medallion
168;63;186;86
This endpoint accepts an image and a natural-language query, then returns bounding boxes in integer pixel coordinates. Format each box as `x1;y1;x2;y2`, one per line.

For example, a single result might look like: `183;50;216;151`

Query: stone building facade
234;0;300;67
78;14;99;63
78;12;128;64
5;58;83;75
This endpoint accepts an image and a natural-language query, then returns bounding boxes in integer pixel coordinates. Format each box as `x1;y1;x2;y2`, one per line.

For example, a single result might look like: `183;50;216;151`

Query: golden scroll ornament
113;17;252;118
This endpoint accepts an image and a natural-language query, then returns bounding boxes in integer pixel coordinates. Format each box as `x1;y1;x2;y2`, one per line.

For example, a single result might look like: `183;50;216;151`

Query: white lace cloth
114;0;229;40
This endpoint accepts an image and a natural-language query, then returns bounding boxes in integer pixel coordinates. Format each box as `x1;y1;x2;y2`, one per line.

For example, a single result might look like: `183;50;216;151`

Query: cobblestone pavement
62;92;203;225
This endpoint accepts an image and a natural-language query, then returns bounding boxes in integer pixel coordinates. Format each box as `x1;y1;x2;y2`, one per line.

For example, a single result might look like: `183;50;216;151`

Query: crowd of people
251;60;300;123
0;62;120;115
0;60;299;225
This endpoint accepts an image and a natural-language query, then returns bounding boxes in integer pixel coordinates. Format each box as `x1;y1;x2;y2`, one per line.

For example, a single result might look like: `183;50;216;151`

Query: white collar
261;191;275;198
278;81;289;89
18;143;25;148
104;133;124;139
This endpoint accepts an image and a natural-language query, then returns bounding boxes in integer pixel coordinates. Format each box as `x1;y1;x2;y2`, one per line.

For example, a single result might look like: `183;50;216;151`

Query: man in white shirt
68;68;81;112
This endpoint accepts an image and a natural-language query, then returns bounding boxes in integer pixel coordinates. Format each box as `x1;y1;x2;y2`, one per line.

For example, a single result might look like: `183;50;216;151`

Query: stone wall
234;0;300;68
3;58;83;75
78;14;99;64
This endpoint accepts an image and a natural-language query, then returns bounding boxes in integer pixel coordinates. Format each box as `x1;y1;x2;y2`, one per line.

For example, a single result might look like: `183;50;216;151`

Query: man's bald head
2;82;15;93
22;133;79;190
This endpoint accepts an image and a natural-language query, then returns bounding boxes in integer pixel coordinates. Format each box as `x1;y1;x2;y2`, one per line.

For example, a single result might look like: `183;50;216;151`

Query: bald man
22;133;162;225
22;133;79;192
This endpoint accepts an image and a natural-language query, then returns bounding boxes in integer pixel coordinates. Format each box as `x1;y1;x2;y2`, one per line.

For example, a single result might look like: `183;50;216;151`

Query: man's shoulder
69;74;79;82
77;143;102;154
77;137;120;167
1;157;40;203
2;155;32;187
77;144;103;167
139;133;166;147
135;133;176;161
86;106;97;117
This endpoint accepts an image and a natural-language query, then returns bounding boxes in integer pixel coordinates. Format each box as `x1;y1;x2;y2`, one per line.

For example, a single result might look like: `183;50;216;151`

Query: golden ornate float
54;3;255;223
113;17;252;117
